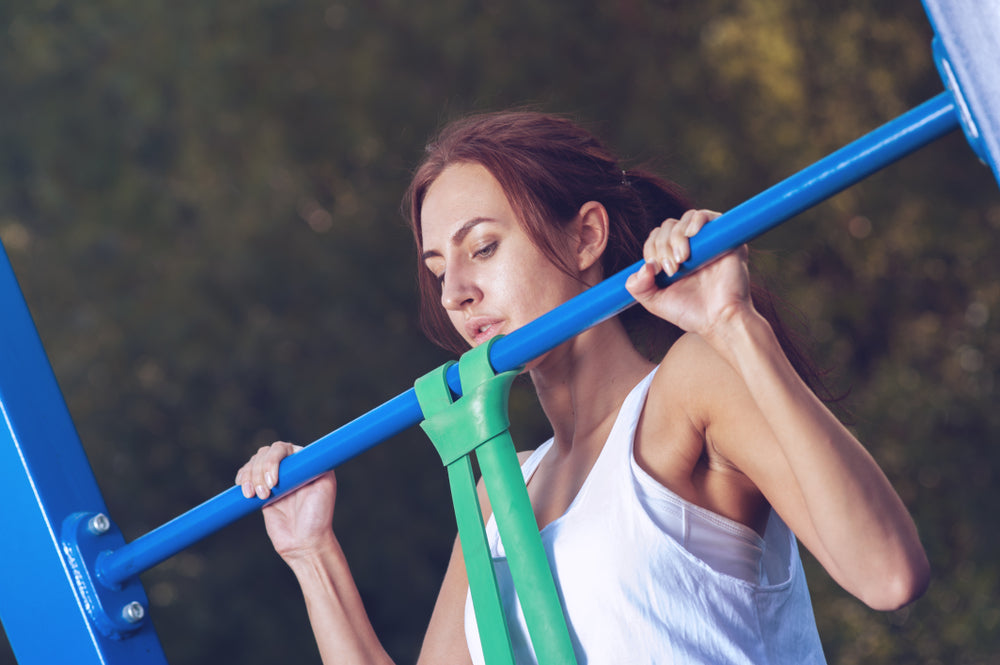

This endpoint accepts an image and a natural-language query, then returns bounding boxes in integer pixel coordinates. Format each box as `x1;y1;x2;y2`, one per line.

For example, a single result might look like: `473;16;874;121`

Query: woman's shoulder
661;330;703;361
658;332;734;384
650;332;745;423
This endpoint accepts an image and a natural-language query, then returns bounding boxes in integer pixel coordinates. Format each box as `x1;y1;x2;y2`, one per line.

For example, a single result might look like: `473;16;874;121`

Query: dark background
2;1;998;663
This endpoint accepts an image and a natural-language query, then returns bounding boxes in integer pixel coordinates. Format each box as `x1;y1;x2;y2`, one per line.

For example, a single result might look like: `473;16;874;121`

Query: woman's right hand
235;442;338;562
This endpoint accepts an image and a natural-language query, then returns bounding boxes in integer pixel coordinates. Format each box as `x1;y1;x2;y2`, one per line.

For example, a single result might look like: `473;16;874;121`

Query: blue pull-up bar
1;1;997;663
96;91;961;588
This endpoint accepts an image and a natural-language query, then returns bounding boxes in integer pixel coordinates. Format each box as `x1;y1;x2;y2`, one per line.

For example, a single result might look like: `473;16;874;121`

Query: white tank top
464;368;827;664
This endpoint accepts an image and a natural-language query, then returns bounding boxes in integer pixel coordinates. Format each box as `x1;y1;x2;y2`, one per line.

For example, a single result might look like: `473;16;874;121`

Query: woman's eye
473;242;498;259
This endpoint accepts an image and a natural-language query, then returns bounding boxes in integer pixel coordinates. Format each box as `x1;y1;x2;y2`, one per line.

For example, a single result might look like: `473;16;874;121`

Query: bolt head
122;601;145;624
87;513;111;535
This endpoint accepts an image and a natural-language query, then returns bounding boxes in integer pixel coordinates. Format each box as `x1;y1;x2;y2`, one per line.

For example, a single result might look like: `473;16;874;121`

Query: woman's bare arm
628;210;929;610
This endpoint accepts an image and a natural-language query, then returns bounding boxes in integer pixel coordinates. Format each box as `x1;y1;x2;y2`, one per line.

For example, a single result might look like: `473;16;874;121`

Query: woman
236;111;929;664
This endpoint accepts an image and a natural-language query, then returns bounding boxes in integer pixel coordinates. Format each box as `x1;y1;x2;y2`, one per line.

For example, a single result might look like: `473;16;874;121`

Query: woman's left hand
625;209;752;338
235;441;338;562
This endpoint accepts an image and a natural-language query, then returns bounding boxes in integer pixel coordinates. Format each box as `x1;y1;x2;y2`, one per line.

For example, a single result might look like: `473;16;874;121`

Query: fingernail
256;485;268;499
242;482;253;499
265;472;275;488
673;246;684;264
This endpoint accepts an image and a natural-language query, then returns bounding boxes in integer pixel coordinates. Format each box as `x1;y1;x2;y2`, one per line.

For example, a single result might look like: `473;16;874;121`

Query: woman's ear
575;201;610;276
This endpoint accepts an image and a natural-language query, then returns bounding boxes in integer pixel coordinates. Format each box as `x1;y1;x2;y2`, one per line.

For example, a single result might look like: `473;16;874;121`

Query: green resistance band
414;336;577;665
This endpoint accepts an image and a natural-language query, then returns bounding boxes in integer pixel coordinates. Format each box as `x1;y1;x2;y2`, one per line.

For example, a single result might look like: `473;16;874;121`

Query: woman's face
420;162;586;349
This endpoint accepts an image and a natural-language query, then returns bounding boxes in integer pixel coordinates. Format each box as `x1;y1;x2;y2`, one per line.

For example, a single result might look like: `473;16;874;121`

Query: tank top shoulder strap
602;366;659;459
519;438;554;483
559;367;661;511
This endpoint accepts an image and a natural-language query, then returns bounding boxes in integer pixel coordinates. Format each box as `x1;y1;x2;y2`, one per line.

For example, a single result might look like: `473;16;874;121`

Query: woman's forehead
420;163;511;243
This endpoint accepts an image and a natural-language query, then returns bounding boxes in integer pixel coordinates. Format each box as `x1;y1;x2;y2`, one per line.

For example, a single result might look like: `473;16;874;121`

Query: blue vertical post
0;242;168;664
921;0;1000;184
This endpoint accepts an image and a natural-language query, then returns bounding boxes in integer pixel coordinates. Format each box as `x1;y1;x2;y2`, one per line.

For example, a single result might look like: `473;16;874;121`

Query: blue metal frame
0;243;168;664
922;0;1000;184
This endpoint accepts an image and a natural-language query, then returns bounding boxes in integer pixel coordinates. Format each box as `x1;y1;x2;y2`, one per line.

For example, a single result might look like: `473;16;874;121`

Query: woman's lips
466;318;503;346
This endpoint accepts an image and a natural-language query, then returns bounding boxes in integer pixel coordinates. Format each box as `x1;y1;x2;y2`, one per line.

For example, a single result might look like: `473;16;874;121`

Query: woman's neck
528;318;653;453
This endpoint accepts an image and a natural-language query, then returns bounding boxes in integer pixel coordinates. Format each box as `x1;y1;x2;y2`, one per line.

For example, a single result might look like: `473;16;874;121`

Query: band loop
414;336;577;664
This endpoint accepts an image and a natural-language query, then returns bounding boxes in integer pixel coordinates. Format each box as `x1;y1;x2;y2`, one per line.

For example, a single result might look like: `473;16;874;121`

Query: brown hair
403;110;838;401
404;110;691;357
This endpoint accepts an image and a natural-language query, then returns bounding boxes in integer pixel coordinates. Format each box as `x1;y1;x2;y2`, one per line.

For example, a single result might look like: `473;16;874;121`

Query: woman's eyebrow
421;217;495;261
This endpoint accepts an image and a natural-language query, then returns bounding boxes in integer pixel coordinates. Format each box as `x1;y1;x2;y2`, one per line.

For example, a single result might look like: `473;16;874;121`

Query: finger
255;441;300;500
646;221;680;276
236;457;254;499
264;442;299;490
642;226;662;271
235;460;256;485
682;209;719;237
669;215;693;264
237;451;264;499
670;210;709;262
252;445;279;499
672;209;721;265
626;260;658;297
248;445;273;499
678;208;699;225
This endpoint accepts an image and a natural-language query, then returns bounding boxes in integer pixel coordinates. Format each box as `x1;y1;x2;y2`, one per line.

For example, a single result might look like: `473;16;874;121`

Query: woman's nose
440;266;479;311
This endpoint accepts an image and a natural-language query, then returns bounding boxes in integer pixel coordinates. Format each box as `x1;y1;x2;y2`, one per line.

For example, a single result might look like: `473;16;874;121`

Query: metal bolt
87;513;111;535
121;601;145;624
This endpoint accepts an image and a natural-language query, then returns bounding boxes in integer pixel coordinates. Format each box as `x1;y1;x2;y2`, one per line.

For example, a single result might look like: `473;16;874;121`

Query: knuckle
269;442;293;459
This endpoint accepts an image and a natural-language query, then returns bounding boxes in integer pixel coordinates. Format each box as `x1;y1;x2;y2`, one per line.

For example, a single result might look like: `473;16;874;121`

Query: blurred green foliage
1;1;998;663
